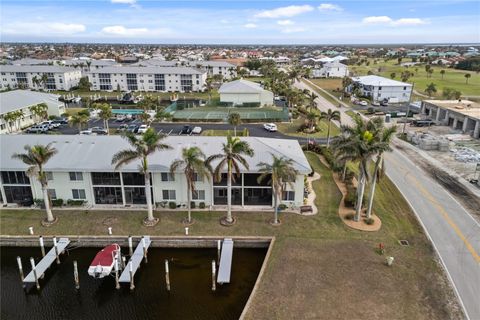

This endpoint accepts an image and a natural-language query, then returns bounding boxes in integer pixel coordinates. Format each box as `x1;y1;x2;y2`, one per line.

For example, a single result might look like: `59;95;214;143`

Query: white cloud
281;27;305;34
244;23;257;29
362;16;428;26
101;25;172;37
392;18;428;26
111;0;136;4
318;4;343;11
362;16;393;24
2;22;86;35
277;20;294;26
220;19;229;24
254;5;314;19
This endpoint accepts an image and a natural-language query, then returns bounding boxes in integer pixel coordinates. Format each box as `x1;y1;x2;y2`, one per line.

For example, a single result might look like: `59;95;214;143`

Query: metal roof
0;135;311;174
351;75;412;87
218;79;268;94
0;65;79;73
0;90;61;114
87;66;205;75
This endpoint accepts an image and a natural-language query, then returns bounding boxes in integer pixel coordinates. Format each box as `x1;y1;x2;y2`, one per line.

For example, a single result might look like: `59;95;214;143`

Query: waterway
1;246;266;320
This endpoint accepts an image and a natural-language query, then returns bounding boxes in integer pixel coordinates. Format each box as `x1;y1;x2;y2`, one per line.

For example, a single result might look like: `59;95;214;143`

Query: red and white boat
88;244;121;278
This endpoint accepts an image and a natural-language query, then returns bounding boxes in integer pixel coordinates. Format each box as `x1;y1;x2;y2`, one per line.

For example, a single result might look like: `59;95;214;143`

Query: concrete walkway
301;172;320;216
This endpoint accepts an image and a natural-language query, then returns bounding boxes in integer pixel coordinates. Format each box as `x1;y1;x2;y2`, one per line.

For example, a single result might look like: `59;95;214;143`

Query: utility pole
402;82;415;135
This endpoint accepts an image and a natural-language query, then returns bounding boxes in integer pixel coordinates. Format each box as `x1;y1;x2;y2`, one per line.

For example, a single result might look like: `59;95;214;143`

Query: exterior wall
88;71;207;92
312;65;348;78
360;85;412;103
198;65;237;79
220;91;273;106
1;170;306;209
0;70;81;91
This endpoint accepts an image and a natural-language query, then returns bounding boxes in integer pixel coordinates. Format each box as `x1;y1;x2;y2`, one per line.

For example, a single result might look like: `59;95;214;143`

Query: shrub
366;107;374;114
344;213;355;220
278;203;288;210
344;185;357;208
34;199;44;207
52;199;64;207
364;218;375;225
168;201;177;209
199;202;206;209
190;201;196;209
67;199;85;206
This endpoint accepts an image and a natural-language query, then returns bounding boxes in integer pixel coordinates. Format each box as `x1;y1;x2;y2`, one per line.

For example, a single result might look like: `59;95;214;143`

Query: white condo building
350;75;413;103
133;60;237;79
0;135;310;209
87;66;207;92
0;90;65;134
312;61;349;78
0;65;82;91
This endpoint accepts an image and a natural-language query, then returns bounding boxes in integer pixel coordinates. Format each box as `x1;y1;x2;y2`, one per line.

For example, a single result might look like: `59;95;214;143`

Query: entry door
125;189;133;204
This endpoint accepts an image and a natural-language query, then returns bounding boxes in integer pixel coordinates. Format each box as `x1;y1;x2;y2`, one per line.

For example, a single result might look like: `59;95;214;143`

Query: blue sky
1;0;479;44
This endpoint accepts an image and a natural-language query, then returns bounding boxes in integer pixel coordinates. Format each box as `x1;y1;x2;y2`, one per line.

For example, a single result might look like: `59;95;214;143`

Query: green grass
0;152;461;320
201;129;249;136
277;117;340;138
63;107;86;116
349;58;479;97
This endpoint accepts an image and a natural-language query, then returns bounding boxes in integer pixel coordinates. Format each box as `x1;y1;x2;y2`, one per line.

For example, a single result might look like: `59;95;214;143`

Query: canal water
1;246;266;320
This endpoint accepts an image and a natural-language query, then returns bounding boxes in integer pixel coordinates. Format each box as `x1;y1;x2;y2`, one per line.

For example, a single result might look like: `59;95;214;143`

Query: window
192;190;205;200
1;171;30;184
161;172;175;181
162;190;176;200
46;172;54;181
72;189;86;200
69;172;83;181
282;191;295;201
378;86;382;90
91;172;120;185
47;189;57;200
193;173;204;182
403;86;407;90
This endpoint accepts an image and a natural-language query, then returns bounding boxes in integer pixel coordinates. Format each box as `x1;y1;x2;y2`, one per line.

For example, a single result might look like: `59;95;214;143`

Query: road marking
389;155;480;264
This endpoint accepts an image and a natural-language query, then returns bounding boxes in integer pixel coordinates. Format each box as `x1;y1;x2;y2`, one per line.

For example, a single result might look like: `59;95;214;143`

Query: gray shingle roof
0;90;61;114
218;79;267;94
0;135;311;174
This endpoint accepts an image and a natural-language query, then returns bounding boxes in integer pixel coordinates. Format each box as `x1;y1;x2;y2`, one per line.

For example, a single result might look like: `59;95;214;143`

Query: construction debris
450;147;480;163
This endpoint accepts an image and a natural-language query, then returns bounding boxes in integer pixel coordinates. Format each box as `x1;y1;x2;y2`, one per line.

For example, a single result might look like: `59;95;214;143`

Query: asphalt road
298;80;480;320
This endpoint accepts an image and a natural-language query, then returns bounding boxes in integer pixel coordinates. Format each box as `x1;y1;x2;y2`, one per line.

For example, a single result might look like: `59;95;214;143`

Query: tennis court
172;107;288;121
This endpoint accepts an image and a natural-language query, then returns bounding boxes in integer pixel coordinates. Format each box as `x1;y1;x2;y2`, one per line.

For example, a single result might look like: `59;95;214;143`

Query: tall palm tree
465;73;471;84
12;144;58;224
95;103;112;133
333;117;384;221
306;91;318;111
70;113;89;133
306;110;319;131
206;136;254;224
40;74;49;89
257;154;298;224
170;147;211;224
365;124;397;219
112;128;172;225
228;112;242;136
320;109;341;147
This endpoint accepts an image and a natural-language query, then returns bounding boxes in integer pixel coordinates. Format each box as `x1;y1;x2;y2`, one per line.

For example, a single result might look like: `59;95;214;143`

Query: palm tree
440;69;446;80
3;112;17;132
170;147;211;224
320;109;341;147
306;110;319;131
32;75;39;89
425;82;437;97
228;112;242;136
95;103;112;133
306;91;318;111
40;74;49;89
12;144;58;224
465;73;471;84
365;124;397;219
70;113;89;133
205;77;214;104
257;155;298;224
333;117;384;222
112;128;172;225
29;103;48;123
206;136;254;224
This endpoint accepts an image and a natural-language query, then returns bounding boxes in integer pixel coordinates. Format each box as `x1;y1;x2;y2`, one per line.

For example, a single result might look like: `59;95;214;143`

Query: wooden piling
73;261;80;289
39;236;45;257
129;262;135;290
29;227;34;235
128;236;133;256
142;237;148;264
115;259;120;289
217;240;221;265
53;237;60;264
122;256;126;269
211;260;216;291
30;257;40;290
17;256;24;284
165;259;170;291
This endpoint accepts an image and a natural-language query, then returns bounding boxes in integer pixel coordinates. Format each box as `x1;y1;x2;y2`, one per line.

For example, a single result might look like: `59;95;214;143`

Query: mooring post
185;227;189;236
115;259;120;290
30;257;40;290
217;240;221;265
211;260;216;291
39;236;46;257
129;262;135;291
17;256;25;285
122;256;126;269
53;237;60;264
128;236;133;256
142;237;148;263
29;227;34;235
108;227;112;235
73;260;80;289
165;259;170;291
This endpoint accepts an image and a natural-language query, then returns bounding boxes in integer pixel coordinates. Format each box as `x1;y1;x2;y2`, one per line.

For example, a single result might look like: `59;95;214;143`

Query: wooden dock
217;238;233;284
119;236;151;283
23;237;70;283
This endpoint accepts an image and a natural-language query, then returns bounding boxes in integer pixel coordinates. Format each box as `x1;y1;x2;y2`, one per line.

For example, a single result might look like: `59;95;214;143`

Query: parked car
381;100;389;107
371;101;381;107
39;121;56;130
263;123;278;132
117;124;129;132
359;101;368;106
192;126;202;134
127;124;139;133
116;115;126;122
181;125;193;134
411;119;434;127
79;129;93;135
52;118;68;126
90;127;108;135
26;125;49;134
137;124;149;134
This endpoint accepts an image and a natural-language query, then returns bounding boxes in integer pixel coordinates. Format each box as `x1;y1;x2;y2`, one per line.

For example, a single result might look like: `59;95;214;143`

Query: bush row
33;199;86;207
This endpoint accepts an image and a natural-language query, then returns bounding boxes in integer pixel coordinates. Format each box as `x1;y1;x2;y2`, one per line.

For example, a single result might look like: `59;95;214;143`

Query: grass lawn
0;152;461;319
278;117;340;138
349;58;479;98
201;129;249;136
63;107;86;116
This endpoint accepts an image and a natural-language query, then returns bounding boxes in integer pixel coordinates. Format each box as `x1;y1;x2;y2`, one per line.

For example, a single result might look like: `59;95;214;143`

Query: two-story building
350;75;413;103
